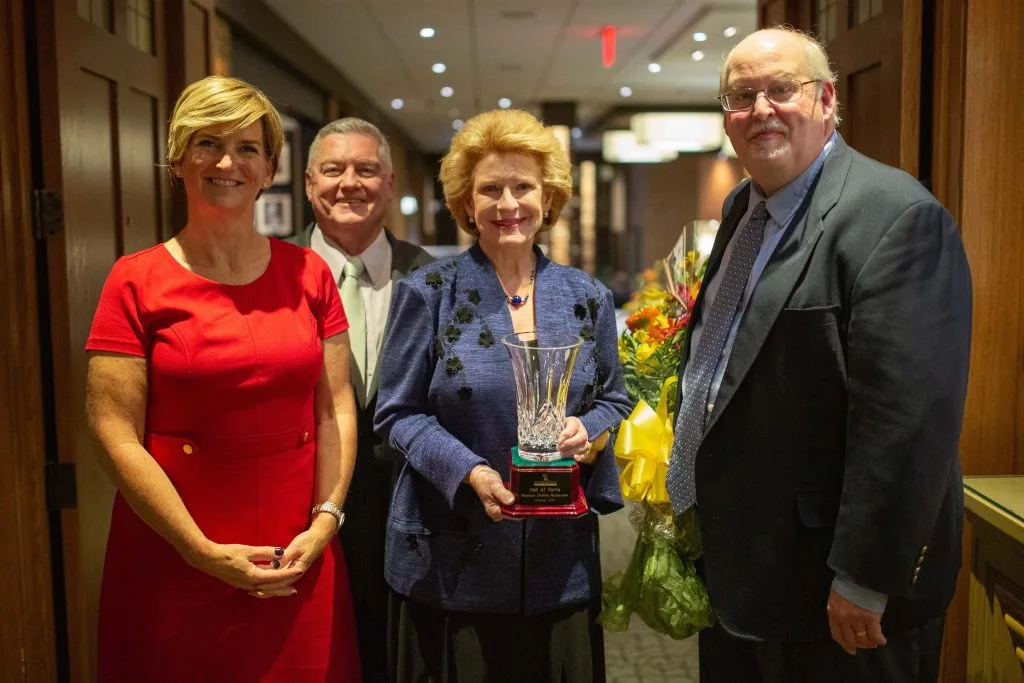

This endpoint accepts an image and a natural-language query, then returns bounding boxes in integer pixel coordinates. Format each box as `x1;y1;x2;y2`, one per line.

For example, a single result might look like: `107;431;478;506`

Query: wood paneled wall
0;0;58;679
957;0;1024;477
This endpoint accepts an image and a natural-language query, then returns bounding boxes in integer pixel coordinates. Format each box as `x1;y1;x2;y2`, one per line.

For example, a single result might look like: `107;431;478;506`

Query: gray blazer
286;224;432;653
676;136;972;640
288;223;433;406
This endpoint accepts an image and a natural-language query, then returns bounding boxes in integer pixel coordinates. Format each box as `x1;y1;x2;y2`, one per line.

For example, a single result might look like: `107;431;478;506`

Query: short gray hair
306;117;393;172
719;27;842;127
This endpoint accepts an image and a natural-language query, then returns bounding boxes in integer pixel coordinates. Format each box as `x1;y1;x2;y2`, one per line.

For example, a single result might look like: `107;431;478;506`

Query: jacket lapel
703;139;854;435
365;230;417;404
676;182;751;407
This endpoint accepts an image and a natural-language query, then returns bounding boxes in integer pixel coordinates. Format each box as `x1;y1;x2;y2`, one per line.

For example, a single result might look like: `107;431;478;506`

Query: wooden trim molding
0;0;58;678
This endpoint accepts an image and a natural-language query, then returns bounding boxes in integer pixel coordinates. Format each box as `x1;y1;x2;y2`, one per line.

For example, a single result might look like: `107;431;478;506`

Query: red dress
86;239;361;682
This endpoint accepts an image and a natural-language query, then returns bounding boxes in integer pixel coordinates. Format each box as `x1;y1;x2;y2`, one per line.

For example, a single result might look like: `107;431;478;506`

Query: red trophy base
500;447;590;518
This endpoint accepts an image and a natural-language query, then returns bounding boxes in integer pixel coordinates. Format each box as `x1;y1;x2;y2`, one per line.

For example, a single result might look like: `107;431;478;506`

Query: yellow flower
636;343;655;363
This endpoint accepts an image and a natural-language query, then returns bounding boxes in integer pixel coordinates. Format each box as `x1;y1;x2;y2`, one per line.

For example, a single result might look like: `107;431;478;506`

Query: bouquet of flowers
600;228;714;640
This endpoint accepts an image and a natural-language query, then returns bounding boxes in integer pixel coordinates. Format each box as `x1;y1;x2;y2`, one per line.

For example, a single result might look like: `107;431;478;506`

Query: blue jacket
374;245;630;615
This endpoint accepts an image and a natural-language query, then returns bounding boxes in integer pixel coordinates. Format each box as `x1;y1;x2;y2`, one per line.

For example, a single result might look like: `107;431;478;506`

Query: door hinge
32;188;63;239
45;461;77;511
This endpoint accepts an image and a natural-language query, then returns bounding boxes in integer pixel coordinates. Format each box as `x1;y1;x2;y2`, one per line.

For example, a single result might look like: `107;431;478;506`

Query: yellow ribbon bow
614;376;678;504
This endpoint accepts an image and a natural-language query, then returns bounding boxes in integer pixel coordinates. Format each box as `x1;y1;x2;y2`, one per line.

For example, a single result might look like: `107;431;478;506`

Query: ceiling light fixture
601;26;616;68
390;98;404;110
498;97;512;109
619;86;633;97
419;27;435;38
694;32;707;42
648;62;662;73
440;86;454;97
602;130;678;163
452;119;464;131
571;127;582;139
432;63;446;74
724;26;738;38
692;50;705;61
630;112;725;152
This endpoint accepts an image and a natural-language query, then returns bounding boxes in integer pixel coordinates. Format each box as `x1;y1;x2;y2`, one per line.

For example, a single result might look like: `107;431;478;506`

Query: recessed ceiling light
440;86;454;98
432;63;446;74
452;119;464;131
419;27;435;38
620;86;633;97
390;98;404;110
648;62;662;73
694;32;707;42
692;50;705;61
498;97;512;109
571;127;582;139
724;26;738;38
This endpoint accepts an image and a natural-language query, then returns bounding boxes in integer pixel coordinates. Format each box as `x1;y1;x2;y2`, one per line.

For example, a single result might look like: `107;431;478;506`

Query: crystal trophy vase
501;331;588;517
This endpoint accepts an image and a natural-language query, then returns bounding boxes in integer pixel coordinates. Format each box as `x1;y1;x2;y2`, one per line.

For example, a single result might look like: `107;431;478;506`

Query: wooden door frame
0;0;59;679
34;2;171;680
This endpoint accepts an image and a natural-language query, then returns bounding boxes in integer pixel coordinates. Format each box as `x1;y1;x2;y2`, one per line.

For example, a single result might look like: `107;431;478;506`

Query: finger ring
855;630;866;637
254;590;266;598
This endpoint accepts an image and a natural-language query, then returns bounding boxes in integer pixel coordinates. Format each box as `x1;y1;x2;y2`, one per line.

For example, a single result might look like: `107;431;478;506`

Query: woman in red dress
85;76;361;681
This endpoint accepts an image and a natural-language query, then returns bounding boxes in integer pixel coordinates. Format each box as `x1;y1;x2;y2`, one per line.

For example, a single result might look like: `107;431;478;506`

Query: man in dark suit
665;27;972;682
292;118;432;682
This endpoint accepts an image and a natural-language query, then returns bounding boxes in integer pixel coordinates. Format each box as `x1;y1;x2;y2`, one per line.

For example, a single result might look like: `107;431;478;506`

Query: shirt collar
750;130;839;227
311;225;392;286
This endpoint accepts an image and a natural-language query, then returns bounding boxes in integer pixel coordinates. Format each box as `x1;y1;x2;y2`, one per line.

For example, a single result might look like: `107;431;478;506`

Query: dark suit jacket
288;223;432;600
679;137;972;642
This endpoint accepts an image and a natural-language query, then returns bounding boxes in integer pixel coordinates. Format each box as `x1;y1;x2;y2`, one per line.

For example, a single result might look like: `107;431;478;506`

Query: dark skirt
389;591;606;683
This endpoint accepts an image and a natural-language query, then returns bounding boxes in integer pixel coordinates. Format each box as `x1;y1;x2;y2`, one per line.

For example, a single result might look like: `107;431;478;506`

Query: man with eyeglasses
665;27;971;682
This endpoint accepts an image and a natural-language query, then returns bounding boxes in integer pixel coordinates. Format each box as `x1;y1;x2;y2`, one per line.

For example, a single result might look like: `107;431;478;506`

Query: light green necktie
339;257;367;406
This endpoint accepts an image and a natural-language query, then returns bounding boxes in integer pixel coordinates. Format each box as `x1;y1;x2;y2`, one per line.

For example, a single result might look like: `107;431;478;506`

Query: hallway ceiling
263;0;757;153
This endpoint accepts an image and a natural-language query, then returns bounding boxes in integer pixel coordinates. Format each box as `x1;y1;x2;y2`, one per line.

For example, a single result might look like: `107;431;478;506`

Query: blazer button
182;444;194;455
302;431;310;444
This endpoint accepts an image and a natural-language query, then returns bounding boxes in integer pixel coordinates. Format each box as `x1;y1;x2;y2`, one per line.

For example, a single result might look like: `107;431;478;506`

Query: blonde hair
166;76;284;180
719;26;842;127
439;109;572;236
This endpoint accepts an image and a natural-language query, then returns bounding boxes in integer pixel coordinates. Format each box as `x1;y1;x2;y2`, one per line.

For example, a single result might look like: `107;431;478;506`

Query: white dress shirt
310;226;393;389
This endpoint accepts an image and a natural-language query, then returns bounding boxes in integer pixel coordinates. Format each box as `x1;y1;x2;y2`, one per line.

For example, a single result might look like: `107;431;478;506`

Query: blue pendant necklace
499;266;536;308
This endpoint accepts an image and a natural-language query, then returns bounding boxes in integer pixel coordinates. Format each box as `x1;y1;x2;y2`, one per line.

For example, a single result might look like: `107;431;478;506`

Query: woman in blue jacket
374;109;630;682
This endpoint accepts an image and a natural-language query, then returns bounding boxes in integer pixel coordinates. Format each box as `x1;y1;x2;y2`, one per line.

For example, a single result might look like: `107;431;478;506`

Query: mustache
748;120;788;140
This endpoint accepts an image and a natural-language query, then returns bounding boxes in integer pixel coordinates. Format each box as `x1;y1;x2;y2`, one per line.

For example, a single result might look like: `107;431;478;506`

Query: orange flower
626;307;660;332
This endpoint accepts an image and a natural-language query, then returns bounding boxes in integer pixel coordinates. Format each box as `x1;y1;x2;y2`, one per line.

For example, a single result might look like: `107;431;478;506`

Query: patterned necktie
666;201;770;513
339;256;367;406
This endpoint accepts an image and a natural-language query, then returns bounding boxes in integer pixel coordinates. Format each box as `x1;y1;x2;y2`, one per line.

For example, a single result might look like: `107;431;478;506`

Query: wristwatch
311;501;345;531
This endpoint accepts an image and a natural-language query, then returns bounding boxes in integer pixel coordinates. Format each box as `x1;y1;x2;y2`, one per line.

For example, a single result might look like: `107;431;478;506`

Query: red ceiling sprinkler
602;26;616;68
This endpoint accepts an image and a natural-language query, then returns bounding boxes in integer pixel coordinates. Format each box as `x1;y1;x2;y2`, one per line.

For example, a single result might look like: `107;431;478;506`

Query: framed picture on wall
256;192;292;237
273;140;292;186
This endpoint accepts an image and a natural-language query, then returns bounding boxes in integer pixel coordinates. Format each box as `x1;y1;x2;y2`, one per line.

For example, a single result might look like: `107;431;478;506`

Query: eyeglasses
719;79;821;112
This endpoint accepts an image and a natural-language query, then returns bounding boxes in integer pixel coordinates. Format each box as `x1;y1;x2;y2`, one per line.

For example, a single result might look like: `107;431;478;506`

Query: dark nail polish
271;560;281;569
274;547;283;556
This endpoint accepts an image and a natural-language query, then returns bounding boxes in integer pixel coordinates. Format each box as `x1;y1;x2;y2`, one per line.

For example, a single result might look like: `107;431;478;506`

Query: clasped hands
467;416;593;522
826;586;887;654
186;514;337;599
